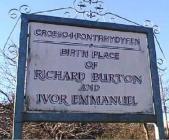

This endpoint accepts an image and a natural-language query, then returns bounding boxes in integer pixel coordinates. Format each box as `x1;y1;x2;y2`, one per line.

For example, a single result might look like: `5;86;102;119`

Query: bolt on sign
26;17;154;114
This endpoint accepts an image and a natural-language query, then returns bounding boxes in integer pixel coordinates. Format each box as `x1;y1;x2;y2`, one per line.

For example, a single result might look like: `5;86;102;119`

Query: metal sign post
13;15;28;139
13;14;165;139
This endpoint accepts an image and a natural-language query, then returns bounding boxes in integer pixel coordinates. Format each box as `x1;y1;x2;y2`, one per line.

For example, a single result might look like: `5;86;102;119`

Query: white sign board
26;22;154;114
